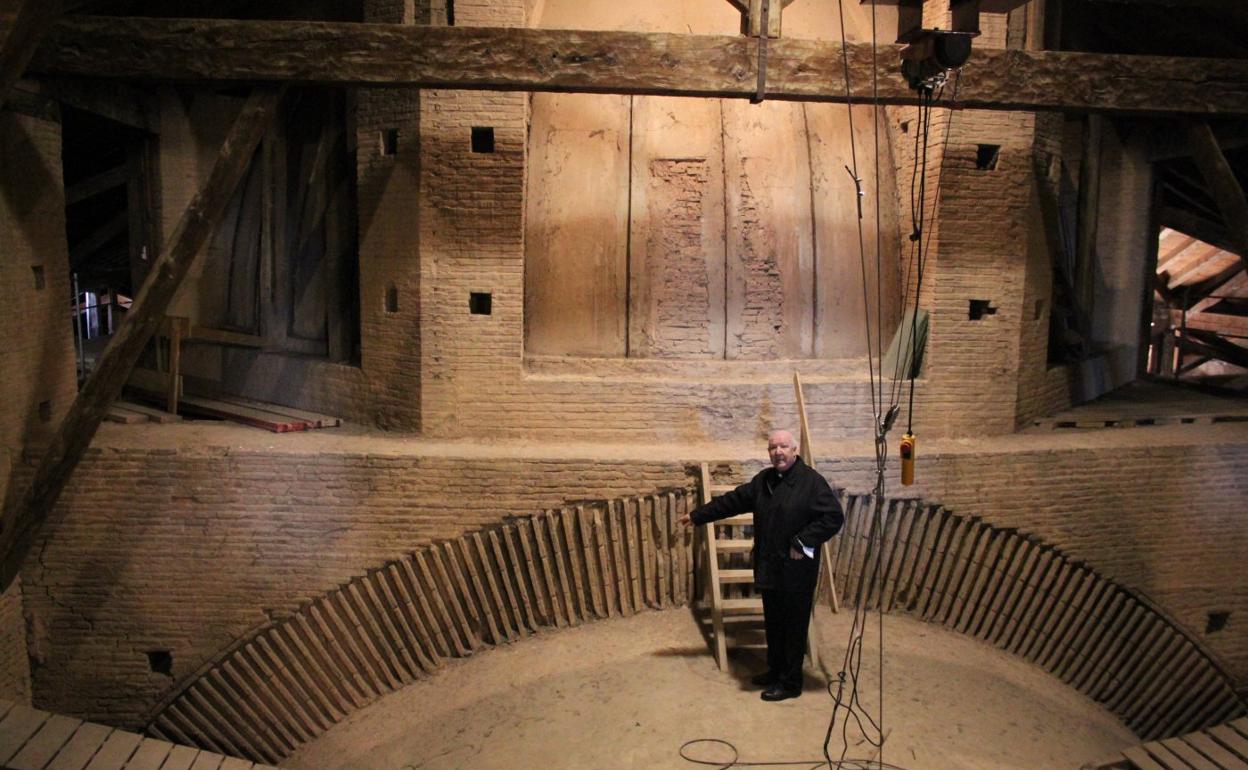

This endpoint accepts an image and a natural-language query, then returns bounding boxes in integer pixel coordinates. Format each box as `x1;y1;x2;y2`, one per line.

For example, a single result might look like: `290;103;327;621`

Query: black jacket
691;456;844;593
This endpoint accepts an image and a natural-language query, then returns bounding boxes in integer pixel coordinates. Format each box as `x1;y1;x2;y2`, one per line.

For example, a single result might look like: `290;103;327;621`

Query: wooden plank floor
1090;718;1248;769
0;699;280;770
1028;380;1248;431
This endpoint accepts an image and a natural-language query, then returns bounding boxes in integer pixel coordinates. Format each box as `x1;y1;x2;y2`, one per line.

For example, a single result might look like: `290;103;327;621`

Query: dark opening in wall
31;265;44;290
976;144;1001;170
900;120;911;135
380;128;399;156
147;650;173;676
969;299;997;320
469;292;492;315
1207;611;1230;634
38;401;51;423
447;0;455;26
385;284;399;313
471;127;495;154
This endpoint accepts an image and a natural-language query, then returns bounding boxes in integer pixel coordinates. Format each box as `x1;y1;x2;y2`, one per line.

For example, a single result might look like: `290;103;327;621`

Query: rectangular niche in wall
471;127;495;153
976;144;1001;170
31;265;44;290
380;128;399;156
470;292;492;315
969;299;997;320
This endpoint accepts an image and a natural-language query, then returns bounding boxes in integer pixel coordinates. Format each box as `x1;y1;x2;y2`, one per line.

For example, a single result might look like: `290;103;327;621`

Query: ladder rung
709;484;739;494
718;569;753;583
714;514;754;526
721;614;764;623
714;539;753;552
722;598;764;612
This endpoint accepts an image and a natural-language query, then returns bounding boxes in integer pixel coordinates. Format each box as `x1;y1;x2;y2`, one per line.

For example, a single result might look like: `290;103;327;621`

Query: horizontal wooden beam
65;163;127;205
21;16;1248;115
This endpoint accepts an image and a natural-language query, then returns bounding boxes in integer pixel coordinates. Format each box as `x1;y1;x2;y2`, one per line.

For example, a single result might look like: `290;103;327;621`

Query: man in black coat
679;429;844;701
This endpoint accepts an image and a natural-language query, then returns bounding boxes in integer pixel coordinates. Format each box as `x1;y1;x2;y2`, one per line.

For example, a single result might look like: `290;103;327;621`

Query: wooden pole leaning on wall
0;86;285;593
793;371;841;615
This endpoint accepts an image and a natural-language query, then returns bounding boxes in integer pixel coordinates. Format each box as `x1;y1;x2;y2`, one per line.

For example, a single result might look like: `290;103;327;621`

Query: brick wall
22;428;1248;726
180;1;1086;443
0;109;73;705
0;581;30;703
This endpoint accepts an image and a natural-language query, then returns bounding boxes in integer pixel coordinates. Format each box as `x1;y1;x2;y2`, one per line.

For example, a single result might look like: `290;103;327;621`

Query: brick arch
145;490;1244;764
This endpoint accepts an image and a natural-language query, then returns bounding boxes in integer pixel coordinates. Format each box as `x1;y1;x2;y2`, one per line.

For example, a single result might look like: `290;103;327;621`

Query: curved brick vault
144;489;1245;764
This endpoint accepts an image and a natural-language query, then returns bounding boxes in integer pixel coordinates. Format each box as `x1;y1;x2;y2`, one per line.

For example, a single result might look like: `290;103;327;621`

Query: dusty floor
286;607;1136;770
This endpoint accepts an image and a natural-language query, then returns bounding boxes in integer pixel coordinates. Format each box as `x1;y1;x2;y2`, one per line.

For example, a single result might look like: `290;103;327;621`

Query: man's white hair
768;429;797;444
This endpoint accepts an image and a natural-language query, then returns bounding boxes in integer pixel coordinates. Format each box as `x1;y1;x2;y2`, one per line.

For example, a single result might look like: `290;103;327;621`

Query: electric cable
679;7;964;770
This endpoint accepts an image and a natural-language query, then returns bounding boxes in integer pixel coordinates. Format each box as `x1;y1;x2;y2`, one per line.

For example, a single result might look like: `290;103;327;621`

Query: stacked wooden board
105;401;181;425
0;698;278;770
173;395;340;433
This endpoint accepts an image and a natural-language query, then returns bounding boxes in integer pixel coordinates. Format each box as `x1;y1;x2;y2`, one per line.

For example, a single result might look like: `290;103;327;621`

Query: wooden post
164;316;186;415
0;86;285;592
1187;121;1248;271
1074;114;1103;333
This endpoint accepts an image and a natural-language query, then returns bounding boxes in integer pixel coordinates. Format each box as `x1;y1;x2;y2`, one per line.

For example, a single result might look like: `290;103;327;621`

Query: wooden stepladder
696;372;841;672
698;462;763;670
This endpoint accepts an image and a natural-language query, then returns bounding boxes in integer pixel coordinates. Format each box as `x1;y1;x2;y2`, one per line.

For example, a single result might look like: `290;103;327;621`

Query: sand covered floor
287;607;1136;770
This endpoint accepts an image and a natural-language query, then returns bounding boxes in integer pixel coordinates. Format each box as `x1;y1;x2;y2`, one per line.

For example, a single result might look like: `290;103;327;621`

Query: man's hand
789;546;804;560
677;512;693;527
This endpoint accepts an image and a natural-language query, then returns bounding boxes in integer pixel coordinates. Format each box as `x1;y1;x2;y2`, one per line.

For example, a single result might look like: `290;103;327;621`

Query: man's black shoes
761;684;801;701
750;671;778;686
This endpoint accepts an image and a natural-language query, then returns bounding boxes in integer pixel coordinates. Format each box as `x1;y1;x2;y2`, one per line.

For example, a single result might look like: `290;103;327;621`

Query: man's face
768;432;798;472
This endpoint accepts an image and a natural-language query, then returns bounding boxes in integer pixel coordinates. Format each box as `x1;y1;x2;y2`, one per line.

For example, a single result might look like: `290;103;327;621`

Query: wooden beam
33;77;159;133
0;86;284;592
65;163;128;205
1181;327;1248;369
1156;232;1198;271
0;0;60;108
20;16;1248;115
68;211;127;265
1176;261;1244;309
1160;205;1236;253
1187;122;1248;266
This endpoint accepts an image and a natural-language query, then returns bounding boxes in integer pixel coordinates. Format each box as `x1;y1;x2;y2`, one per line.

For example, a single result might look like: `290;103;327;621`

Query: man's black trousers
761;587;814;691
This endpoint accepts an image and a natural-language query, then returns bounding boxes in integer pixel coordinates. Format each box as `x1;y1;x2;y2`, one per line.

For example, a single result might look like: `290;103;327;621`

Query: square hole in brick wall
469;292;492;315
1207;611;1230;634
471;126;495;153
31;265;44;290
380;128;399;156
385;284;399;313
976;144;1001;170
38;401;51;423
147;650;173;676
968;299;997;320
900;120;911;135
